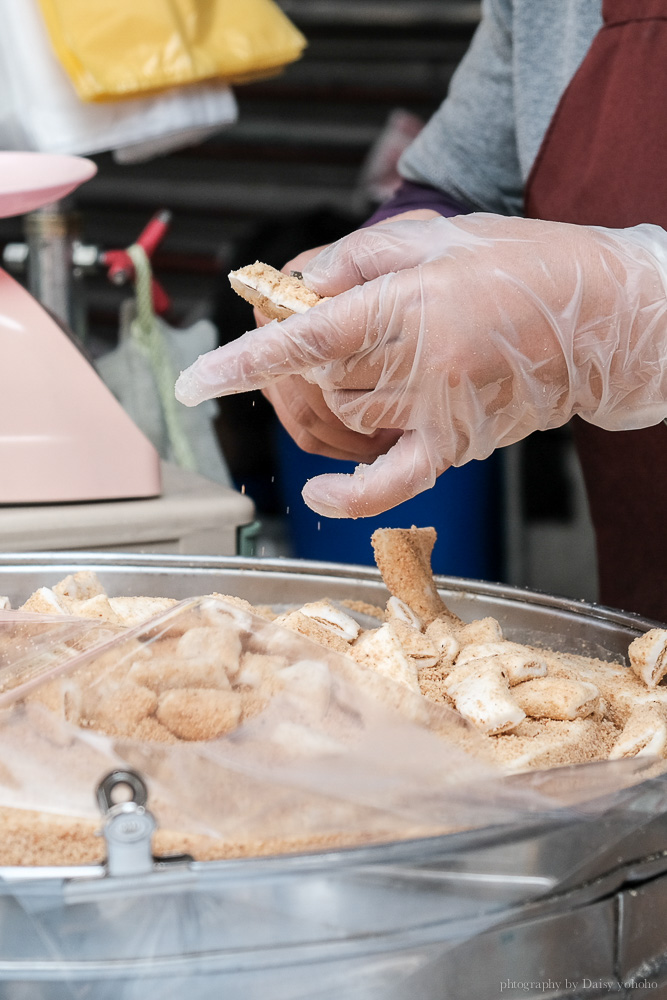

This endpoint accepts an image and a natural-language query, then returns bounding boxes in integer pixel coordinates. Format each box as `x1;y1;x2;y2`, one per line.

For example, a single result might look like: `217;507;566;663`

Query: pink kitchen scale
0;151;161;503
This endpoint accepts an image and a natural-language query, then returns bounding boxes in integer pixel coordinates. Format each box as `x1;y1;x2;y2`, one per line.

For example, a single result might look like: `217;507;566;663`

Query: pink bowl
0;152;97;218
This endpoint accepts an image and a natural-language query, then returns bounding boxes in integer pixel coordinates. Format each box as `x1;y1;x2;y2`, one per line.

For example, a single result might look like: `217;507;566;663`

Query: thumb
301;431;442;518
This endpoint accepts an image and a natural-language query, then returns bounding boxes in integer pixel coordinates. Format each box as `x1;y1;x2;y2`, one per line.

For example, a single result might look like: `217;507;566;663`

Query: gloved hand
254;211;438;463
253;245;401;462
175;214;667;518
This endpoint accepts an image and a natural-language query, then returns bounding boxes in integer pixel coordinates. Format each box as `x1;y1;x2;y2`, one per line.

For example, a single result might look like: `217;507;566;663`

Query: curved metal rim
0;550;659;633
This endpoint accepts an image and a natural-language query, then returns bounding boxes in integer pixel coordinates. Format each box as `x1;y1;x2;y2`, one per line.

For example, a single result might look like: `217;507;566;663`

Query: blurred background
0;0;597;599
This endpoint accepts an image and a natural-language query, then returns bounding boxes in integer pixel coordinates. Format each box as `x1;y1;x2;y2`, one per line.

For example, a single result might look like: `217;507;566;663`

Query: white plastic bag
0;0;238;157
96;246;232;487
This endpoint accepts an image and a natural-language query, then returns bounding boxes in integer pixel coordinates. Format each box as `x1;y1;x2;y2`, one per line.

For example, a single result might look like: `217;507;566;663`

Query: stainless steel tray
0;552;664;999
0;550;659;657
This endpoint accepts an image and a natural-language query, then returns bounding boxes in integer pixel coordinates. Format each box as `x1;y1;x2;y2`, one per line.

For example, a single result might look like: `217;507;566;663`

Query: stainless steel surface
618;874;667;985
0;553;664;998
0;551;658;658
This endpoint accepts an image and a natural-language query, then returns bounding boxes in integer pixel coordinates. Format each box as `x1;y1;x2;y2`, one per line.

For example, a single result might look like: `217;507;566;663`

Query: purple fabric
363;180;472;226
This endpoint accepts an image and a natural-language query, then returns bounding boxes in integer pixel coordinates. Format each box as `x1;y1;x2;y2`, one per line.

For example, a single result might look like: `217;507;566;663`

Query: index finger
174;282;377;406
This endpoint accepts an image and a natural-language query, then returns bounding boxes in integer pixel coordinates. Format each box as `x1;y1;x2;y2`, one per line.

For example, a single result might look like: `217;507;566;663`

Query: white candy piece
512;676;602;721
455;617;503;645
609;704;667;759
386;620;439;668
19;587;70;615
444;661;525;735
52;570;106;602
228;262;328;320
424;619;460;668
351;624;420;692
455;642;548;685
628;629;667;688
298;600;360;642
0;596;11;610
108;596;178;627
385;596;423;630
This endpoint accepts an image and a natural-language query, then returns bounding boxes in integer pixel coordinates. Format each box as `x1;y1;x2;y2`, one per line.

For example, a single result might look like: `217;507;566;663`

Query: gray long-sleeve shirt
399;0;603;216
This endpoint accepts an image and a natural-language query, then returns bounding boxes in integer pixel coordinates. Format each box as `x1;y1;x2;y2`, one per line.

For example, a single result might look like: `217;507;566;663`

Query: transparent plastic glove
175;214;667;518
254;245;401;462
255;215;437;463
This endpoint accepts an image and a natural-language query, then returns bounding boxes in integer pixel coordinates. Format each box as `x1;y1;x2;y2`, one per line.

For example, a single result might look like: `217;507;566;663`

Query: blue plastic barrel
276;428;503;579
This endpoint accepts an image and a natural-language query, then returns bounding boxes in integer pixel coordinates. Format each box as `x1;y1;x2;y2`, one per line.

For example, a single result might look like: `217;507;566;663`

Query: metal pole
24;200;74;329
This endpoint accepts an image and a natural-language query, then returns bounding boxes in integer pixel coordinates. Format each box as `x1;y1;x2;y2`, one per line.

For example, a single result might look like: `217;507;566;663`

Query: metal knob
96;769;156;877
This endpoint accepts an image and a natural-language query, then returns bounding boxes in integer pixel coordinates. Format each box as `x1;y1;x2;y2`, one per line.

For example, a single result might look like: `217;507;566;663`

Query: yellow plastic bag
37;0;306;101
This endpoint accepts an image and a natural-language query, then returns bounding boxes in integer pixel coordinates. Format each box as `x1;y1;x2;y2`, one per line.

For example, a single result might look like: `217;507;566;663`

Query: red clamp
103;209;172;315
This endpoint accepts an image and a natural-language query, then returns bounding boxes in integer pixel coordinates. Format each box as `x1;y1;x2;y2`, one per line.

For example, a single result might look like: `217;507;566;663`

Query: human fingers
175;280;381;405
301;214;486;296
301;430;444;518
262;377;400;462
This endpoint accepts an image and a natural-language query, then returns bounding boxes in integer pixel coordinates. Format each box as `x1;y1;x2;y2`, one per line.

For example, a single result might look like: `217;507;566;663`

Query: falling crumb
241;484;246;495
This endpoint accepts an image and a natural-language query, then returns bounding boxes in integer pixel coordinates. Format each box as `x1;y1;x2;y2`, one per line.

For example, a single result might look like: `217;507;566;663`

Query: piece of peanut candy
385;596;423;630
52;571;106;602
298;600;360;643
371;526;462;626
455;617;504;646
350;624;420;692
444;660;525;735
455;642;548;685
512;676;603;721
386;620;440;669
628;629;667;688
273;610;351;654
19;587;70;615
609;703;667;760
424;619;460;671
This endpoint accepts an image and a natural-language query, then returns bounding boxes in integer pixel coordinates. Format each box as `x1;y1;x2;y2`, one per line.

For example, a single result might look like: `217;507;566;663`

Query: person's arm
398;0;523;217
176;215;667;517
363;180;471;226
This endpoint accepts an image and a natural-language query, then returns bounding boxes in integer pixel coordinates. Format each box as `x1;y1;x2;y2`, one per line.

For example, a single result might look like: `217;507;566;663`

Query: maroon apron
524;0;667;621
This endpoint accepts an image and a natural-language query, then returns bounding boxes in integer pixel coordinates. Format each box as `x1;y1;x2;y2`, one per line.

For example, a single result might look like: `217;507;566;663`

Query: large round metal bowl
0;553;664;1000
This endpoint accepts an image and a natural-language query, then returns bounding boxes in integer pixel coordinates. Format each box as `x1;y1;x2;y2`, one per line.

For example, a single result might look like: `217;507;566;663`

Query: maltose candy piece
53;571;106;602
350;624;420;693
298;600;360;643
371;527;462;626
455;642;548;685
609;703;667;759
228;261;330;321
512;676;602;721
444;660;525;735
629;628;667;688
